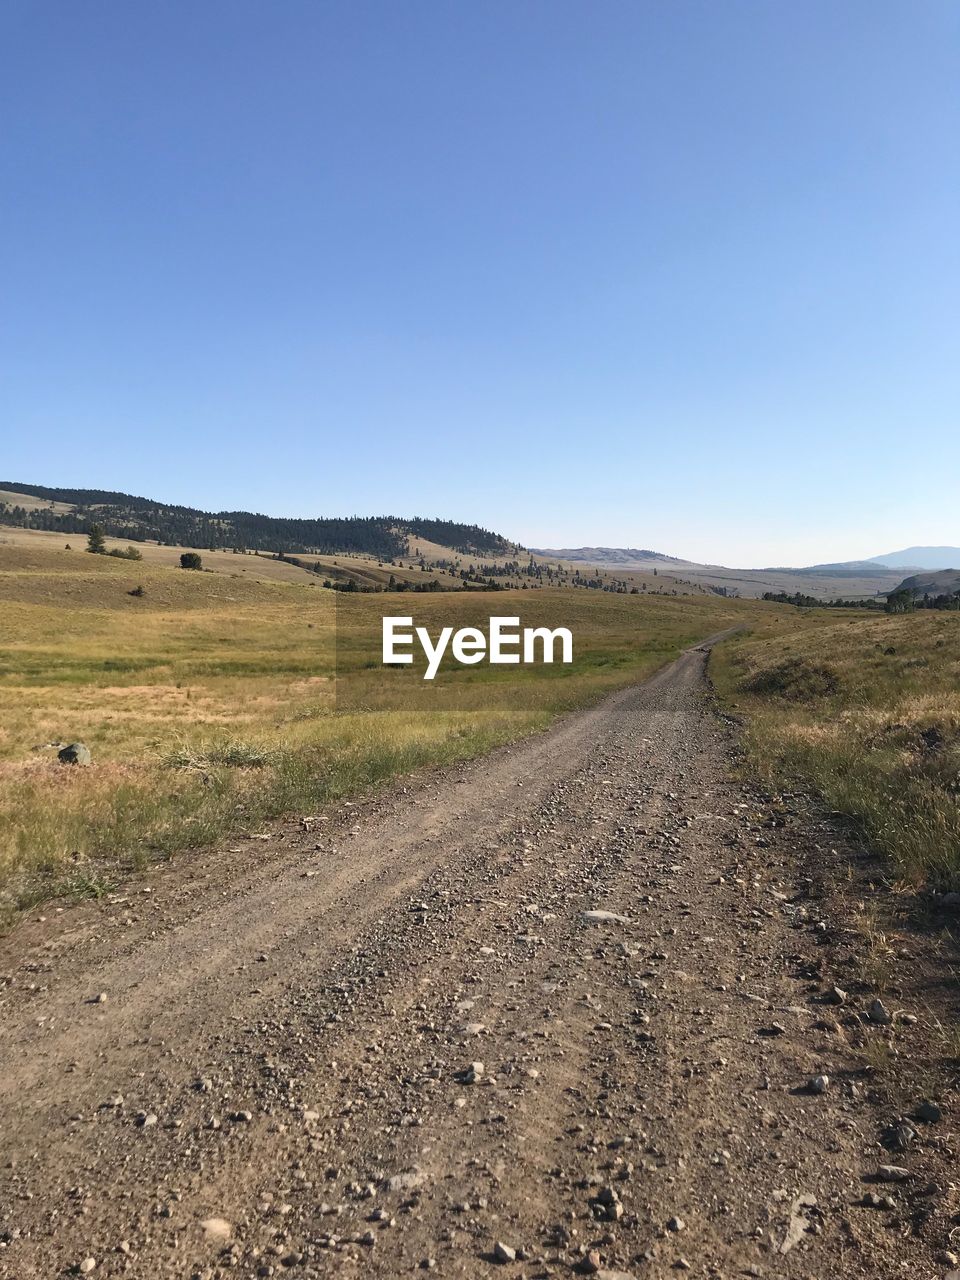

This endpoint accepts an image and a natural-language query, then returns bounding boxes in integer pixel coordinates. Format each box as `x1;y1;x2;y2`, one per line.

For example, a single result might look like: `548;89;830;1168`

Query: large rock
58;742;91;766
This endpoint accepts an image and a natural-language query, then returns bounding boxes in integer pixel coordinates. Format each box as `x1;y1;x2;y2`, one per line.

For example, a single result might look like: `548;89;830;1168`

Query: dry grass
713;611;960;888
0;539;799;917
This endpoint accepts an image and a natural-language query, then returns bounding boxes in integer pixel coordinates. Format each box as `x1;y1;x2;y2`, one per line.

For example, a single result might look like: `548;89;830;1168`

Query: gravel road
0;640;952;1279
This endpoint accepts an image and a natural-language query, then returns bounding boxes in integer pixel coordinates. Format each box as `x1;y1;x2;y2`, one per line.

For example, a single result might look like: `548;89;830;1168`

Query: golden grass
713;611;960;888
0;539;798;916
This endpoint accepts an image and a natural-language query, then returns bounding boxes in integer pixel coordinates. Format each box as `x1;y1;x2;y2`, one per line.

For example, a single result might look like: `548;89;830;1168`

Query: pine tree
86;524;106;554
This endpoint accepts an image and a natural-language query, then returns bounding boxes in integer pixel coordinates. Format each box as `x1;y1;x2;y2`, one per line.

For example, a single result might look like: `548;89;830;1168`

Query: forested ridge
0;481;514;558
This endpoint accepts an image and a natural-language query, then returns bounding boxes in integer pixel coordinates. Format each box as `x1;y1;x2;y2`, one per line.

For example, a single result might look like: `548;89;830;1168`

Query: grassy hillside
0;539;793;915
713;612;960;888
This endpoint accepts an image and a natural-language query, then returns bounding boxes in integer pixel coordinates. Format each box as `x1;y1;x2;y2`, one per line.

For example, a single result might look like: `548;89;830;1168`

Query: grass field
0;537;791;916
713;610;960;889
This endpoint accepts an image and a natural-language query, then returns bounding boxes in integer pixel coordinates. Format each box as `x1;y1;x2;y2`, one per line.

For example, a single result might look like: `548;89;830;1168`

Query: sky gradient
2;1;957;567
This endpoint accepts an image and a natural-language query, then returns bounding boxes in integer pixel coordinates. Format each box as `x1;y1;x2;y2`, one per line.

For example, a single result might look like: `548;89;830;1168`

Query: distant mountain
532;545;907;600
866;547;960;570
0;482;513;559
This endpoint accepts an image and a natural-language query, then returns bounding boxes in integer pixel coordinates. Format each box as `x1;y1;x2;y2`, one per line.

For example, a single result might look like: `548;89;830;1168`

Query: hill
0;482;514;560
896;568;960;597
533;545;905;600
531;546;689;569
867;546;960;570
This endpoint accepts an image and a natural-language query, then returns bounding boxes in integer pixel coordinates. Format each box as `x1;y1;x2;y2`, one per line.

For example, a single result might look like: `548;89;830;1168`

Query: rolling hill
532;545;904;600
896;569;960;597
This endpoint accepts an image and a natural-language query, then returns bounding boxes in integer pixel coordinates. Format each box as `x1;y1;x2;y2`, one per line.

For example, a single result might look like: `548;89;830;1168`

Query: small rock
860;1192;895;1209
78;1261;97;1275
915;1099;942;1123
667;1215;685;1232
460;1062;484;1084
884;1122;916;1153
867;999;893;1025
876;1164;910;1182
493;1241;517;1263
579;1251;602;1274
59;742;92;766
136;1112;158;1128
199;1217;232;1243
810;1074;830;1094
824;986;847;1005
384;1170;426;1193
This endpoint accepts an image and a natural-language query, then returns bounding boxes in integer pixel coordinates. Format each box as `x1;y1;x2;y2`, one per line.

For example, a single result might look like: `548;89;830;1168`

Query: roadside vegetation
714;611;960;889
0;538;788;917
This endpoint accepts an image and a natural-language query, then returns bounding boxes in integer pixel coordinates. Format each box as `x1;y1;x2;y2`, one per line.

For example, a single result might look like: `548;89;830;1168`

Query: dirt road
0;642;953;1279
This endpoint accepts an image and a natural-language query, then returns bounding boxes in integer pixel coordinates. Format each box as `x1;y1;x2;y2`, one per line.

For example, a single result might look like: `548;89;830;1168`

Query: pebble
384;1169;426;1193
79;1260;97;1274
861;1192;896;1209
199;1217;232;1243
867;999;893;1025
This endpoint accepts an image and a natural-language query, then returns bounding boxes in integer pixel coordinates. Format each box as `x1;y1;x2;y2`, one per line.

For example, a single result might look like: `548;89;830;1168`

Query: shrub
180;552;203;570
740;657;840;701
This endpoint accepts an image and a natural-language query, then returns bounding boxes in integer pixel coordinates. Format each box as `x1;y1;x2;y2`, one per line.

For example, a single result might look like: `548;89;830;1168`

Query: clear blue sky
2;1;957;566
